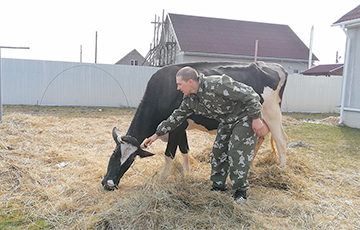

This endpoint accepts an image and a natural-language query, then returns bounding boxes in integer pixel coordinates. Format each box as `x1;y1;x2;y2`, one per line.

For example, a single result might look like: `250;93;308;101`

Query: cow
102;61;288;190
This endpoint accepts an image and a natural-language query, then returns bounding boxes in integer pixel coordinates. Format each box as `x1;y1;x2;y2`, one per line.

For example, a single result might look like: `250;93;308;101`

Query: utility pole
0;46;29;122
308;25;314;69
95;31;98;63
80;45;82;63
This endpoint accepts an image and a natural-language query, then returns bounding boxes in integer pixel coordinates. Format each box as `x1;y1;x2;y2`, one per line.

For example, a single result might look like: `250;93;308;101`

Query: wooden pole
254;40;258;62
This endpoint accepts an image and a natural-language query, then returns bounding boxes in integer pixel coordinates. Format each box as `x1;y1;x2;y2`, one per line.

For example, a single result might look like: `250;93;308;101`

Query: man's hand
144;134;159;147
252;118;269;137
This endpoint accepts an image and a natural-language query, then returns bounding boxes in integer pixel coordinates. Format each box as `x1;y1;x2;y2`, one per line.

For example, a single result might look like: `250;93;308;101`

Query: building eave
183;51;312;63
332;18;360;28
331;65;344;72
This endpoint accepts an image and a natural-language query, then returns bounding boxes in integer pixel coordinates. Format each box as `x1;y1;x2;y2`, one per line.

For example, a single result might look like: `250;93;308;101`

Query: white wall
178;54;309;74
341;26;360;129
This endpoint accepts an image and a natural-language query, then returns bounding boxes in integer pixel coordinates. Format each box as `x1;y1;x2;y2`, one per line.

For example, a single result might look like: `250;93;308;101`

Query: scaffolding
143;11;177;67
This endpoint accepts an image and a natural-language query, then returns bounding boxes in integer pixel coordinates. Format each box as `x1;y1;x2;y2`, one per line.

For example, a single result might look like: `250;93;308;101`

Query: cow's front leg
178;127;190;172
163;121;188;176
162;155;172;179
182;153;190;172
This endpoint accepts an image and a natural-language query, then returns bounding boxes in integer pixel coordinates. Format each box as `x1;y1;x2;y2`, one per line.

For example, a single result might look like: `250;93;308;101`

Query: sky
0;0;358;65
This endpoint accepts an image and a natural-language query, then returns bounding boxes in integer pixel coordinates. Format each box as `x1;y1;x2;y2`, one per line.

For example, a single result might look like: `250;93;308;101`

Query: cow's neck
126;101;158;144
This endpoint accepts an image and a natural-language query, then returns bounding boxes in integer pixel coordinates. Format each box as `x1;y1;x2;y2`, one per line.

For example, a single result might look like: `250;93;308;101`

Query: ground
0;105;359;229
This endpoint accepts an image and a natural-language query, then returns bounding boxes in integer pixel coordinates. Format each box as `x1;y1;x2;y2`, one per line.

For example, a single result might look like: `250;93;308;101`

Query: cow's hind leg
262;87;287;166
262;111;287;166
254;136;265;161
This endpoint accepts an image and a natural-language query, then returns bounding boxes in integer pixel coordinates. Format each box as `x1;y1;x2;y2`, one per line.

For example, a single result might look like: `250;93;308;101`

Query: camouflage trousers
210;117;258;191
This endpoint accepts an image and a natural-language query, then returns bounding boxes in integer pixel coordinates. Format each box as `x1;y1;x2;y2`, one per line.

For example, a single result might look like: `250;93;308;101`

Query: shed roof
333;4;360;25
168;13;318;62
301;64;343;76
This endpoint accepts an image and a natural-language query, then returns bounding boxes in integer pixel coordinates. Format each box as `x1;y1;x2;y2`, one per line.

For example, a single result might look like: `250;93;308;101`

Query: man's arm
144;133;159;147
144;99;193;147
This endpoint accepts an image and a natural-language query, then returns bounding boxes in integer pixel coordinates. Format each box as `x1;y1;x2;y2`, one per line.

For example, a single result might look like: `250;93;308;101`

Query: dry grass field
1;105;359;229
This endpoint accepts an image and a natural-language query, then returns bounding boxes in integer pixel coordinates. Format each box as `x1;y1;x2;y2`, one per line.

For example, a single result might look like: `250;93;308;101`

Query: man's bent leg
210;123;231;190
228;122;258;192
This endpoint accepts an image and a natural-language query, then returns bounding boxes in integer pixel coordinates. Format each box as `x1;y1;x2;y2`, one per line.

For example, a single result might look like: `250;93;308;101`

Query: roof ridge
167;13;318;61
168;12;287;26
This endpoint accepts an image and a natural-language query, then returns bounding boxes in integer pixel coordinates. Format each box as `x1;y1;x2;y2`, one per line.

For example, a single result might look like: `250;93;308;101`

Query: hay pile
1;110;359;229
301;116;342;126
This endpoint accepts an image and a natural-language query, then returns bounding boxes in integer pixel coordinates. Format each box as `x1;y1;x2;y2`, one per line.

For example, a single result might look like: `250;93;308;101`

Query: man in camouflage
144;66;268;203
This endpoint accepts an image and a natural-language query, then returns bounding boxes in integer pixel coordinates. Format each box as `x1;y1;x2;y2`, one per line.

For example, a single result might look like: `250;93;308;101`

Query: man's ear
137;149;155;158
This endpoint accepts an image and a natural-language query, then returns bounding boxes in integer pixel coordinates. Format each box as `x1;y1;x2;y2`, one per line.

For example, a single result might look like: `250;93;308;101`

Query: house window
293;69;299;74
130;60;138;66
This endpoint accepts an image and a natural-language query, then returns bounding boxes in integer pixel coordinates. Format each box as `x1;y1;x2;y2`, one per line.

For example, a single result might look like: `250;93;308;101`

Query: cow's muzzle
102;179;118;191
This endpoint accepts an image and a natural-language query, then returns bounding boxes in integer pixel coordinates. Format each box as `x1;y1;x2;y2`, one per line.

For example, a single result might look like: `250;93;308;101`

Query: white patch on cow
260;85;287;165
186;119;217;135
120;141;138;165
107;180;115;187
261;86;279;104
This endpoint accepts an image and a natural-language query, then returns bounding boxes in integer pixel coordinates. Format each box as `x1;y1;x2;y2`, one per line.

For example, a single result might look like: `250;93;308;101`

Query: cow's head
101;127;154;190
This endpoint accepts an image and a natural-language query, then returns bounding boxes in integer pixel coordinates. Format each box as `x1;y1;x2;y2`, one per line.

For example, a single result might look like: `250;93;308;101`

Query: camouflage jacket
155;74;262;136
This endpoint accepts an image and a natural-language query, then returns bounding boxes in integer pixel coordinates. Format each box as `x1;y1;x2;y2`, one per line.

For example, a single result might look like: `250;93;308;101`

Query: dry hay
301;116;343;126
1;112;360;229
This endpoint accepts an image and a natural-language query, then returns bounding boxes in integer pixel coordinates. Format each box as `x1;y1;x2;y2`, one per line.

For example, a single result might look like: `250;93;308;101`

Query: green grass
0;209;52;229
284;116;360;171
283;112;339;120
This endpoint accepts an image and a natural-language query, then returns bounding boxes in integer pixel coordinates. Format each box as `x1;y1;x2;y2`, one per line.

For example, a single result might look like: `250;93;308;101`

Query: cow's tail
278;69;288;107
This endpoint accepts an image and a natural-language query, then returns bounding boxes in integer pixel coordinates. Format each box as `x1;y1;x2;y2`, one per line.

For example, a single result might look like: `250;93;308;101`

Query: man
144;66;268;204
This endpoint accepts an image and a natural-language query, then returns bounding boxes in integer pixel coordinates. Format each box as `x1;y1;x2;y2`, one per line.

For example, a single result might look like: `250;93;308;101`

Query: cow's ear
112;127;120;145
137;149;155;158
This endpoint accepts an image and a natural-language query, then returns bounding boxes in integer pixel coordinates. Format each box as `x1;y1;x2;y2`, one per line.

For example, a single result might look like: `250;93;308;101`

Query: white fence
2;58;159;107
1;58;342;113
281;74;342;113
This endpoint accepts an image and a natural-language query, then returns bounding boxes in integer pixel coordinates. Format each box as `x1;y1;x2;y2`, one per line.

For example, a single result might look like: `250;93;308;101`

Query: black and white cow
102;61;288;190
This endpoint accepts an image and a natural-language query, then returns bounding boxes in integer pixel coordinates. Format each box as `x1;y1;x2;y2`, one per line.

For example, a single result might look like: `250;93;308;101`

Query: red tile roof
333;4;360;25
301;64;343;76
168;13;318;61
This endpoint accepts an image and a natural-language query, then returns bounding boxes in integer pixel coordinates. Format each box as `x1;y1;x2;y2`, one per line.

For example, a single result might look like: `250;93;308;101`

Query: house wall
342;26;360;128
115;51;149;66
177;53;309;74
343;110;360;129
2;58;342;114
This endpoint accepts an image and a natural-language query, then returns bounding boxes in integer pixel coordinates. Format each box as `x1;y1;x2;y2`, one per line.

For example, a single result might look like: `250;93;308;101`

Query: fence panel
2;59;343;113
2;59;159;107
281;74;343;113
